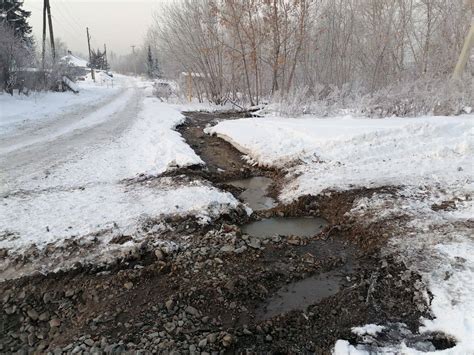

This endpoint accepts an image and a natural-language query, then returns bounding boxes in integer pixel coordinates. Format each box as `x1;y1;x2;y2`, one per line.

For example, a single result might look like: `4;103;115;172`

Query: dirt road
1;109;453;354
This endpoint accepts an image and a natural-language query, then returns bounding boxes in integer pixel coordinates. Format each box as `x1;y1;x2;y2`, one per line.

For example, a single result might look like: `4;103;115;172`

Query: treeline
148;0;472;108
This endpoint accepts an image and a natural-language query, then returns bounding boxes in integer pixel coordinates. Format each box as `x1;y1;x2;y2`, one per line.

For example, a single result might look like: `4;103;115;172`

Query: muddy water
242;217;328;238
257;268;352;320
227;177;276;211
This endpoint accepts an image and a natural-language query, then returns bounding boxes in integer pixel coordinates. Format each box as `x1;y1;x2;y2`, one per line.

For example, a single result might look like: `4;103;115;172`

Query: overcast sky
23;0;172;56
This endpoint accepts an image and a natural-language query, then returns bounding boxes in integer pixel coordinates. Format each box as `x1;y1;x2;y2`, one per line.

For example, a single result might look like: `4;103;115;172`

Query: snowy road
0;82;140;194
0;76;238;278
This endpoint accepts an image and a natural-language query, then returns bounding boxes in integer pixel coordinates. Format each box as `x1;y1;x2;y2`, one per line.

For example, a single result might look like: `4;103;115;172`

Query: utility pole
41;0;47;69
86;27;95;81
104;44;108;71
45;0;55;61
41;0;55;68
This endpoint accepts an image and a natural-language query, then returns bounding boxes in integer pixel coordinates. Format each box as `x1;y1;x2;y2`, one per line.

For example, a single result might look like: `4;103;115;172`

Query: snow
0;77;121;135
61;53;89;68
0;78;239;276
0;181;237;251
208;113;474;354
207;115;473;200
352;324;386;337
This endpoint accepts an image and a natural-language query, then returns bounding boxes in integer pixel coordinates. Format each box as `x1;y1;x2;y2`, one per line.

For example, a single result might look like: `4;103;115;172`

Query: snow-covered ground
208;114;473;354
0;73;121;135
0;76;239;279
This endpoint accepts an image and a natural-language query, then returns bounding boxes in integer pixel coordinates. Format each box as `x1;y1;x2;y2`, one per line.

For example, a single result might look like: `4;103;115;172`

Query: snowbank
207;115;473;199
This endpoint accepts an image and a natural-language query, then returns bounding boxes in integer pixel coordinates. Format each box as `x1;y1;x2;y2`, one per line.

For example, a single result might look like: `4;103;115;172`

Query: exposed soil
0;110;441;354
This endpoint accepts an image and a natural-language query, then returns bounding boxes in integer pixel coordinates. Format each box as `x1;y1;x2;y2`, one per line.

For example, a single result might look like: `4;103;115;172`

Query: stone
198;338;207;348
220;245;235;253
185;306;199;317
27;309;39;321
84;338;94;346
207;333;217;344
5;305;16;315
164;322;176;333
154;249;165;261
49;318;61;328
247;237;261;249
65;289;75;298
265;335;273;342
165;299;174;311
27;333;36;347
124;282;134;290
222;334;233;347
39;312;50;322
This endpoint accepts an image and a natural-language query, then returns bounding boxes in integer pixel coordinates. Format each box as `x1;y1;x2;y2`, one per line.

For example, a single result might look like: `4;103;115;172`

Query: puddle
227;177;276;211
242;217;328;238
257;267;352;320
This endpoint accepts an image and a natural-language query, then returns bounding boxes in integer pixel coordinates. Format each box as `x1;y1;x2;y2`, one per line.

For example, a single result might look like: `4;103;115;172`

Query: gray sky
23;0;171;56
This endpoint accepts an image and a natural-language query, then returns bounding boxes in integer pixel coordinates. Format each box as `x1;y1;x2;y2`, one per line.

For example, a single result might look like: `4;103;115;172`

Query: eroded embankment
0;110;448;354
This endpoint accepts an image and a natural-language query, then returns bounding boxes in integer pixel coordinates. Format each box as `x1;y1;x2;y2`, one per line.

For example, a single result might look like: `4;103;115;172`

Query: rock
39;312;50;322
27;309;39;321
185;306;199;317
265;334;273;342
222;334;233;347
164;322;176;333
65;289;75;298
49;318;61;328
220;245;235;253
234;246;247;254
27;333;36;346
71;345;82;354
84;338;94;346
198;338;207;348
165;299;174;311
154;249;165;261
207;333;217;344
247;237;261;249
5;305;16;314
124;282;134;290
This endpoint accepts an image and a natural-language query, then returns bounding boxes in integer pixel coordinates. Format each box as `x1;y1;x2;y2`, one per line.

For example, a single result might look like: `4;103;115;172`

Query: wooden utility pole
86;27;95;81
41;0;47;69
104;44;108;70
453;19;474;80
45;0;55;61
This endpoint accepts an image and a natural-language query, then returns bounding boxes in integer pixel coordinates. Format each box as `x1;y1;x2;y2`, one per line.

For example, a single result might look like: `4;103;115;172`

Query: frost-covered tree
149;0;472;107
0;0;33;46
90;48;109;71
0;21;34;94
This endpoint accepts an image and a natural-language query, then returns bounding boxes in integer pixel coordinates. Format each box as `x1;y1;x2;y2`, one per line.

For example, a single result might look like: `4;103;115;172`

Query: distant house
61;51;89;78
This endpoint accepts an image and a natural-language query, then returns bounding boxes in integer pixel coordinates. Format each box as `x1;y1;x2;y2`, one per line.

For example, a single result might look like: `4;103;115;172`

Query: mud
0;110;441;354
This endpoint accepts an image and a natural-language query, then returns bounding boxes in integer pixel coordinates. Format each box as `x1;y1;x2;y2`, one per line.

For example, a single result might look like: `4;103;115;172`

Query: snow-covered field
209;114;473;354
0;76;239;278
